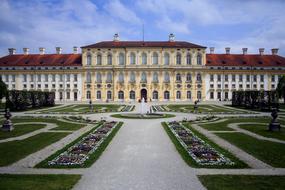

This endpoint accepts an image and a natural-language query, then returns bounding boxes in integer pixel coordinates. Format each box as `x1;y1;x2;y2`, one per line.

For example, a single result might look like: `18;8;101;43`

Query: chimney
169;33;175;42
23;48;30;55
271;48;279;55
56;47;62;54
210;47;215;54
242;48;248;55
259;48;265;55
73;46;79;54
39;47;45;55
113;33;119;41
225;47;231;54
8;48;16;55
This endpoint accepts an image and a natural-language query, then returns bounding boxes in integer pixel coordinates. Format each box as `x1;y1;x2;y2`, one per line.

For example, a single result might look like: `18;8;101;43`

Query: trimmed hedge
6;90;55;111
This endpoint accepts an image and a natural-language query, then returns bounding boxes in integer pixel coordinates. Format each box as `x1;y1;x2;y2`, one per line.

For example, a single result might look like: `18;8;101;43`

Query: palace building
1;34;285;102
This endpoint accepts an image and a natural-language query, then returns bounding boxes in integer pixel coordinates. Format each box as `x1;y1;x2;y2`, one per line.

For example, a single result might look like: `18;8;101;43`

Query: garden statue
194;100;199;113
89;100;94;112
268;108;281;131
1;108;14;132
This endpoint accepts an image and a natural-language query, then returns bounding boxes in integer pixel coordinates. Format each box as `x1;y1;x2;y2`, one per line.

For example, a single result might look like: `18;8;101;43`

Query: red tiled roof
81;41;206;49
206;54;285;67
0;54;81;67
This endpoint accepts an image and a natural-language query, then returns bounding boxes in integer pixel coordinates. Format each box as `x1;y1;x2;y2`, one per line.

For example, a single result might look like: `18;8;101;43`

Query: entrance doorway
140;89;147;101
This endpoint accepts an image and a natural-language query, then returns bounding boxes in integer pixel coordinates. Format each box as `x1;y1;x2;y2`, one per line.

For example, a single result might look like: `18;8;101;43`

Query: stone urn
268;108;281;131
1;109;14;132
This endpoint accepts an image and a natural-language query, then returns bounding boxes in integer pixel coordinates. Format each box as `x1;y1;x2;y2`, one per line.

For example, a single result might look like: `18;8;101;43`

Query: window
5;75;9;82
196;73;202;82
197;91;202;99
253;75;257;82
164;91;170;100
86;91;91;99
176;91;181;99
141;72;147;83
164;72;170;82
66;74;70;82
232;74;235;82
142;53;147;65
164;53;169;65
239;75;243;82
86;54;92;66
152;52;158;65
97;54;102;65
96;91;101;99
129;90;135;100
217;75;221;81
107;91;112;100
176;53;181;65
186;73;192;82
118;91;124;99
232;84;236;89
59;75;63;82
246;75;250;82
52;75;56;82
96;73;102;83
210;92;214;99
210;74;214;82
197;54;202;65
260;75;264;82
37;74;41;82
153;91;158;99
225;75;228;81
107;54;112;65
186;53;191;65
74;74;78;82
271;75;275;82
153;72;158;82
66;92;70;100
45;74;48;82
176;73;181;82
187;91;191;99
130;52;136;65
86;72;91;83
106;72;112;83
225;92;228;99
45;84;48;88
130;72;136;83
118;72;124;83
23;74;27;82
119;53;125;65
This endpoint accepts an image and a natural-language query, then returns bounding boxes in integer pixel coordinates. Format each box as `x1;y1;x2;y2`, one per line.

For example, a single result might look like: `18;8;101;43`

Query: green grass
0;124;46;140
0;132;70;166
166;104;249;113
37;122;123;168
162;122;248;168
0;174;81;190
111;113;175;119
239;123;285;141
216;132;285;167
199;117;271;131
12;117;85;131
198;175;285;190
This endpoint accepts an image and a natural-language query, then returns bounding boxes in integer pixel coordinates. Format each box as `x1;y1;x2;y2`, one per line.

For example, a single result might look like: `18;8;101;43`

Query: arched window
164;91;170;100
153;91;158;100
97;54;102;65
118;91;124;99
86;91;91;99
86;54;92;66
176;73;181;82
107;54;112;65
186;73;192;82
141;72;147;83
106;72;112;83
176;53;181;65
197;91;202;99
129;90;135;100
119;53;125;65
142;52;147;65
186;53;192;65
196;73;202;82
96;72;102;83
176;91;181;99
96;91;101;99
164;72;170;82
164;52;169;65
118;72;124;83
187;91;191;99
107;91;112;100
130;52;136;65
153;72;158;82
86;72;91;83
130;72;136;83
197;54;202;65
152;52;158;65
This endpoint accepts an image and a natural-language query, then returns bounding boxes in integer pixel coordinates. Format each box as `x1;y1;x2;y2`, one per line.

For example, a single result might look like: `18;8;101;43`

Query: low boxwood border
111;113;175;119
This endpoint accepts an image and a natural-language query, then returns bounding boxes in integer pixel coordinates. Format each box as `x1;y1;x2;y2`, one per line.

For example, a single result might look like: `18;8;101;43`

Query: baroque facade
1;34;285;102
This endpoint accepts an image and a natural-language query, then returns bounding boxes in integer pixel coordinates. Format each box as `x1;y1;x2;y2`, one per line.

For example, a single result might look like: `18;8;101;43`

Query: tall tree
0;78;7;102
277;75;285;105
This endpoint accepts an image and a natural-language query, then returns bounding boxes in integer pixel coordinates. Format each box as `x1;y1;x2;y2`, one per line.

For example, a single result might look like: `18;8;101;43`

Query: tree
0;78;7;103
277;75;285;105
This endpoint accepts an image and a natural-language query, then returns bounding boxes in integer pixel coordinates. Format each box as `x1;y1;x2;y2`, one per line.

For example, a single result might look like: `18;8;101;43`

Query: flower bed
120;105;135;112
48;121;118;166
167;121;234;166
151;105;166;112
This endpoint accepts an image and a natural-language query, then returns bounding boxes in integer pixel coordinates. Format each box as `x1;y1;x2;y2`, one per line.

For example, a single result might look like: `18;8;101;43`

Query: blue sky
1;0;285;56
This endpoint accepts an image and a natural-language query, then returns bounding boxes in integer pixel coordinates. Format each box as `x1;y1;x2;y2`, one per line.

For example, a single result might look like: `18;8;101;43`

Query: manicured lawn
162;122;248;168
37;122;123;168
0;124;46;140
216;132;285;167
0;132;70;166
198;175;285;190
166;104;249;113
0;174;81;190
12;117;85;131
199;117;271;131
111;113;175;119
239;123;285;141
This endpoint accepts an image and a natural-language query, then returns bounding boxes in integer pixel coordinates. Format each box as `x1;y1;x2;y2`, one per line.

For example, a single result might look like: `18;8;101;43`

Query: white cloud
157;17;190;34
